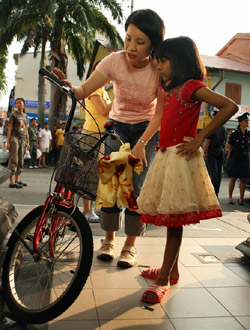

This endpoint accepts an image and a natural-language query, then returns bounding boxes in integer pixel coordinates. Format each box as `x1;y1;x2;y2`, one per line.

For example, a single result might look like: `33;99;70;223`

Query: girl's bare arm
132;88;165;166
177;87;238;157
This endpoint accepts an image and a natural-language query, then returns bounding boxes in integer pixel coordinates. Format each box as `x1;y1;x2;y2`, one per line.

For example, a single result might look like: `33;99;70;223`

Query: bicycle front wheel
2;204;93;324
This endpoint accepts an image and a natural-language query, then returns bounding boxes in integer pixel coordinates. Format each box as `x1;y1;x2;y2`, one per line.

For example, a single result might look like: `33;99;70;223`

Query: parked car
0;135;9;165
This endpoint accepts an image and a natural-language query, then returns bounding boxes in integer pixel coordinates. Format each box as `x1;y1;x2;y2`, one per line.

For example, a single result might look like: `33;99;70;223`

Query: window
225;83;242;105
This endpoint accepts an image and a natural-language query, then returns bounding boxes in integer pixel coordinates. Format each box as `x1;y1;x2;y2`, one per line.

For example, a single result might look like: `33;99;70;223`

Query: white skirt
137;143;222;227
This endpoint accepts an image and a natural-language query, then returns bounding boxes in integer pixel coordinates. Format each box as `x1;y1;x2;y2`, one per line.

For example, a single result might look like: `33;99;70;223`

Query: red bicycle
2;68;118;324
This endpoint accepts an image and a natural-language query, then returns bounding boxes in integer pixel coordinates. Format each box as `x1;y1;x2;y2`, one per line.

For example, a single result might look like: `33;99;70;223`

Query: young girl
132;36;238;303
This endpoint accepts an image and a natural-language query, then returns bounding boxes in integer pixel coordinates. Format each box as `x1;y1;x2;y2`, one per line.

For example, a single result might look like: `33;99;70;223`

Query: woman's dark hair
155;36;206;91
125;9;165;49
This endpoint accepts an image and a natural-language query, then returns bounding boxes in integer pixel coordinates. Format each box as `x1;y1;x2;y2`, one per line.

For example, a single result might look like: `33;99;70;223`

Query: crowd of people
1;8;248;304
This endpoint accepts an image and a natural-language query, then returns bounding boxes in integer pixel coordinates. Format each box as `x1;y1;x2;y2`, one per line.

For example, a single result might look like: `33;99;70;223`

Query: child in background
56;122;65;160
82;61;112;223
132;36;238;303
39;122;52;168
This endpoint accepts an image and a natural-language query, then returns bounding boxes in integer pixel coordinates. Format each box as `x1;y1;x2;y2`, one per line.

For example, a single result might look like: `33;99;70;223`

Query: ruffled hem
140;208;222;227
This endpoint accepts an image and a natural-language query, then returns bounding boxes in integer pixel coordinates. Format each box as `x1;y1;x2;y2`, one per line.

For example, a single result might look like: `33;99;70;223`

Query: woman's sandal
141;283;169;303
141;267;179;284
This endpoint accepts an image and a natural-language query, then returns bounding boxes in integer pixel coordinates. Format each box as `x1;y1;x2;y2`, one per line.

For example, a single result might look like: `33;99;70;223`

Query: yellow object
96;143;143;211
84;87;110;133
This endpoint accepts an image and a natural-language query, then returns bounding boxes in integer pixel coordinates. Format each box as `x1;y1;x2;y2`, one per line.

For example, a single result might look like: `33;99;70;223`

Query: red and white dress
137;80;222;227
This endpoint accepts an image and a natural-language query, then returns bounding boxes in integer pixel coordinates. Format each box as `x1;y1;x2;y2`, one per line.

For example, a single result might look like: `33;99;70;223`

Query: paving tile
52;289;98;321
27;321;100;330
225;237;249;245
135;244;165;254
140;265;203;288
171;317;245;330
227;264;250;283
188;265;250;287
135;237;166;246
208;287;250;316
27;324;48;330
179;251;221;267
90;266;148;289
136;252;165;267
181;238;200;246
236;316;250;330
161;288;230;318
94;288;167;320
180;245;208;254
100;319;175;330
193;238;231;246
48;321;100;330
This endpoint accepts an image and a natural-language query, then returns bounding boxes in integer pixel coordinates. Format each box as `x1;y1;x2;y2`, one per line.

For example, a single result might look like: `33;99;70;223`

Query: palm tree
0;50;7;94
0;0;123;127
0;0;55;126
48;0;123;127
19;19;53;127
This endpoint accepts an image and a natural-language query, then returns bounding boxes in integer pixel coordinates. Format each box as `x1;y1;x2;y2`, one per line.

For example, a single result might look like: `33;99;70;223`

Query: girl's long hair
155;36;206;91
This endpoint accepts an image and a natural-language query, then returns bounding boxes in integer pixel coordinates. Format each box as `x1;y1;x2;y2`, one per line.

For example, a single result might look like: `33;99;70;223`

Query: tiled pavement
1;208;250;330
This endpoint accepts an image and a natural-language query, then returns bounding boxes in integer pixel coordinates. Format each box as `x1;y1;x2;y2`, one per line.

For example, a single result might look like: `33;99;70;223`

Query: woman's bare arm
53;68;108;100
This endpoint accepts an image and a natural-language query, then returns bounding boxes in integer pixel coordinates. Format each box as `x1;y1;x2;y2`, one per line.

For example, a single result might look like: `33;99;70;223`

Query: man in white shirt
39;122;52;168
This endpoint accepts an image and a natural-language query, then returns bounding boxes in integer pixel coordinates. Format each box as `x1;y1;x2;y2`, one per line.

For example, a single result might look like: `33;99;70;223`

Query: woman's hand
132;143;147;167
53;68;73;89
176;135;204;159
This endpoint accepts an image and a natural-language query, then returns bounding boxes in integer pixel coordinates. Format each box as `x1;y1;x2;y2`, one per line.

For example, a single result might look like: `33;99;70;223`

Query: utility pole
130;0;134;13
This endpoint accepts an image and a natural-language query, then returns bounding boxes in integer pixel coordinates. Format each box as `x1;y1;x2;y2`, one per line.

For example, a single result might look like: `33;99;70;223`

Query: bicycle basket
55;132;109;200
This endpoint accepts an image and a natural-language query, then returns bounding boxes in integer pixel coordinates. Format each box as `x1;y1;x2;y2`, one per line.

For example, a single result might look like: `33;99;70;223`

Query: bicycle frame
31;68;118;257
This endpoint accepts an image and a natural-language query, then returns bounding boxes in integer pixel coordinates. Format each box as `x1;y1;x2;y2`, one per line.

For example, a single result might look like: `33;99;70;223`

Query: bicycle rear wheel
2;204;93;324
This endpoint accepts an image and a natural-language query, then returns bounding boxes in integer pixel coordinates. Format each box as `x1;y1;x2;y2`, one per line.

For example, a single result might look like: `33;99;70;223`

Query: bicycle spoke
3;206;93;324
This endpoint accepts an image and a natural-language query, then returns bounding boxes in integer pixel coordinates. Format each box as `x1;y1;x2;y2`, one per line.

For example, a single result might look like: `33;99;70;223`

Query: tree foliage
0;0;124;124
0;49;7;94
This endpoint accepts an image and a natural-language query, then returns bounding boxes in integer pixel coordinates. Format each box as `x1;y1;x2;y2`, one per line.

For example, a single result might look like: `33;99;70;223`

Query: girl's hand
53;68;73;89
176;136;204;159
132;143;147;167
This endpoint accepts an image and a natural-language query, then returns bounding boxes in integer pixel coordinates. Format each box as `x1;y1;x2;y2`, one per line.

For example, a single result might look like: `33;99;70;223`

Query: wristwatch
138;138;148;146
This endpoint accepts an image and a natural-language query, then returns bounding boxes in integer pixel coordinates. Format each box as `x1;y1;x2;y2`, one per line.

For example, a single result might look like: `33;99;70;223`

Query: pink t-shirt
96;51;160;124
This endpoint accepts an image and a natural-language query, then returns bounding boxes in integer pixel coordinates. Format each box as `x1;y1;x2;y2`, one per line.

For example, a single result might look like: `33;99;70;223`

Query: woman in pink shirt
54;9;165;268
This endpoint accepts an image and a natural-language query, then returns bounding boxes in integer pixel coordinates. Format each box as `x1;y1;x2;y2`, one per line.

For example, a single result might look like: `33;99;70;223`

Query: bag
37;149;42;159
24;149;31;159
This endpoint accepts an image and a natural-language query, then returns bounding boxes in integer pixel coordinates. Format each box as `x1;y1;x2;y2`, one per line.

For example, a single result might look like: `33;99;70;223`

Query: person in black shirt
227;112;250;205
204;110;227;196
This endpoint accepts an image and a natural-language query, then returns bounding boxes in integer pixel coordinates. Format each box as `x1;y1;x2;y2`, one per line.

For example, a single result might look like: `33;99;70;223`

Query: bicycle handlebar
39;68;75;99
38;68;121;143
39;68;76;133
